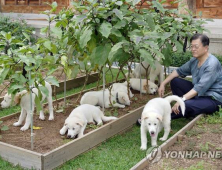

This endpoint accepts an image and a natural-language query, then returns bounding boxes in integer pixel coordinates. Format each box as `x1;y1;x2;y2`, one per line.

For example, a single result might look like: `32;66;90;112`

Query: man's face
190;38;208;59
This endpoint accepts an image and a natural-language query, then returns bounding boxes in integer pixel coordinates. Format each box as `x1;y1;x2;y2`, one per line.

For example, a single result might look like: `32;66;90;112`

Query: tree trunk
178;0;196;16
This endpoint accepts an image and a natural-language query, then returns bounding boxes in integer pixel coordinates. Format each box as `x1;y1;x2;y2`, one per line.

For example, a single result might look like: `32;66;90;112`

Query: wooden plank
52;72;99;95
42;105;144;170
0;142;42;170
197;7;222;18
196;0;203;8
130;114;204;170
204;0;222;8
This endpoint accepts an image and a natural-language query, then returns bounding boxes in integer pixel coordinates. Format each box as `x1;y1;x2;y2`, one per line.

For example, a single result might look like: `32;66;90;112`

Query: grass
55;118;190;170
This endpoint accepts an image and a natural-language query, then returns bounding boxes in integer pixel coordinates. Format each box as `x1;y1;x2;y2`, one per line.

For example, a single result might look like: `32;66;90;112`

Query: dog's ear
143;84;148;91
14;93;21;105
141;115;148;120
76;120;84;127
156;115;163;122
14;91;27;105
122;96;126;102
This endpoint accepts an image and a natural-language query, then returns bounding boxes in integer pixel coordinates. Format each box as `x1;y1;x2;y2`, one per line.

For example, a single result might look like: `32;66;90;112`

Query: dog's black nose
67;135;71;138
151;131;155;135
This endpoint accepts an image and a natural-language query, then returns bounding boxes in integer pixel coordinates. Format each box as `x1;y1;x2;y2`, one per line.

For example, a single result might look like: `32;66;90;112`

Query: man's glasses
189;45;200;50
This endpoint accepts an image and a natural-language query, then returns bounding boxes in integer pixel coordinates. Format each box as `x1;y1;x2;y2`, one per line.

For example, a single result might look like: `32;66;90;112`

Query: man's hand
158;84;165;97
172;102;180;115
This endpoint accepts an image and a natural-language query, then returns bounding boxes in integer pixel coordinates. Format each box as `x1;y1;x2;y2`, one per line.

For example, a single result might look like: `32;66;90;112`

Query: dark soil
0;86;171;154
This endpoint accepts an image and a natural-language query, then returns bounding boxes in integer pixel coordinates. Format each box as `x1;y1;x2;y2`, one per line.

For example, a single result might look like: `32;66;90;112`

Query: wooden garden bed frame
130;114;204;170
0;72;99;103
0;85;143;170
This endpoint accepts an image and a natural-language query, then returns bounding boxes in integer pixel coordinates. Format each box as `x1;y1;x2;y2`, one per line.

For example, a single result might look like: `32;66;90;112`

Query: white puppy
110;82;134;98
127;61;163;85
140;95;185;150
80;89;130;108
1;81;54;131
60;104;117;138
129;78;158;94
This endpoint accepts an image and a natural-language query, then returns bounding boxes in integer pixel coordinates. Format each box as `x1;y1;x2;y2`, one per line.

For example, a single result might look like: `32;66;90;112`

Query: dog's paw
13;122;22;127
119;105;125;108
60;129;66;135
140;146;147;151
39;115;45;120
159;137;167;141
48;116;54;121
20;126;29;131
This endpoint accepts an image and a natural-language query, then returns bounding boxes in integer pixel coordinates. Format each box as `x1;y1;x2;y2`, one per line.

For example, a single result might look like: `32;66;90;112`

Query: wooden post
178;0;196;16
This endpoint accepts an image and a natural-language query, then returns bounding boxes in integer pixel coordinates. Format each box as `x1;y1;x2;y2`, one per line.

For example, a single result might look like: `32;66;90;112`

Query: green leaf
5;33;11;41
22;32;30;41
51;27;62;39
35;96;42;113
111;28;122;37
108;42;124;62
61;55;67;67
99;22;112;38
113;9;123;20
115;1;123;6
114;20;127;29
1;125;9;131
46;76;59;87
0;121;3;124
152;1;165;13
0;68;9;84
174;41;183;53
133;0;140;6
80;27;93;48
139;49;153;63
91;44;111;65
51;1;58;8
145;14;155;31
87;36;97;53
39;86;49;96
19;55;36;66
43;41;52;51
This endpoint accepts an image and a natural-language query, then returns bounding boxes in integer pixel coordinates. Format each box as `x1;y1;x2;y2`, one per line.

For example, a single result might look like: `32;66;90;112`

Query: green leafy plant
0;120;9;139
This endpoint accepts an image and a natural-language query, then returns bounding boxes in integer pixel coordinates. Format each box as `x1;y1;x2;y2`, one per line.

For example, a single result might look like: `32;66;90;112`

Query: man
158;33;222;119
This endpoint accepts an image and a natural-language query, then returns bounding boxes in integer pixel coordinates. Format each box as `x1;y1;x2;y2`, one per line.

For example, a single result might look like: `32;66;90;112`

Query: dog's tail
101;112;118;122
164;95;185;116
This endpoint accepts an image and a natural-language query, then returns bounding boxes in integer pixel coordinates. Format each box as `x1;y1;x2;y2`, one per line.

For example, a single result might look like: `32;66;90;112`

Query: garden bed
0;83;171;170
130;114;222;170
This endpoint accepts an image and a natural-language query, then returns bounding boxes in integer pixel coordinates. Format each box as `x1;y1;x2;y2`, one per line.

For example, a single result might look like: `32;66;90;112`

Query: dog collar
116;92;121;104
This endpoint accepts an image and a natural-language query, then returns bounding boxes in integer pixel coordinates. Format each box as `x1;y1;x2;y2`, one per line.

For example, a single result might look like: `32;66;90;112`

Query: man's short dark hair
190;33;210;46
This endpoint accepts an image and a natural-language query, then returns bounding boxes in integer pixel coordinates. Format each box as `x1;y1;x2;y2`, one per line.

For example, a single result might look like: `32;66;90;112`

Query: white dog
129;78;158;94
140;95;185;150
126;61;163;85
60;104;117;138
1;81;54;131
80;89;130;108
110;82;134;98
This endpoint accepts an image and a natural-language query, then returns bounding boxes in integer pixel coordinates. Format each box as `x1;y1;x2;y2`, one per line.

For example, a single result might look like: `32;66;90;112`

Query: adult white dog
129;78;158;94
110;82;134;98
127;61;163;85
140;95;185;150
80;89;130;108
60;104;117;138
1;81;54;131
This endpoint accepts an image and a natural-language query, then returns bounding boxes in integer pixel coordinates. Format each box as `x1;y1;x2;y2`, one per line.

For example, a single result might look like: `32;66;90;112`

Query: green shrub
171;52;192;67
170;52;222;67
0;15;35;44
